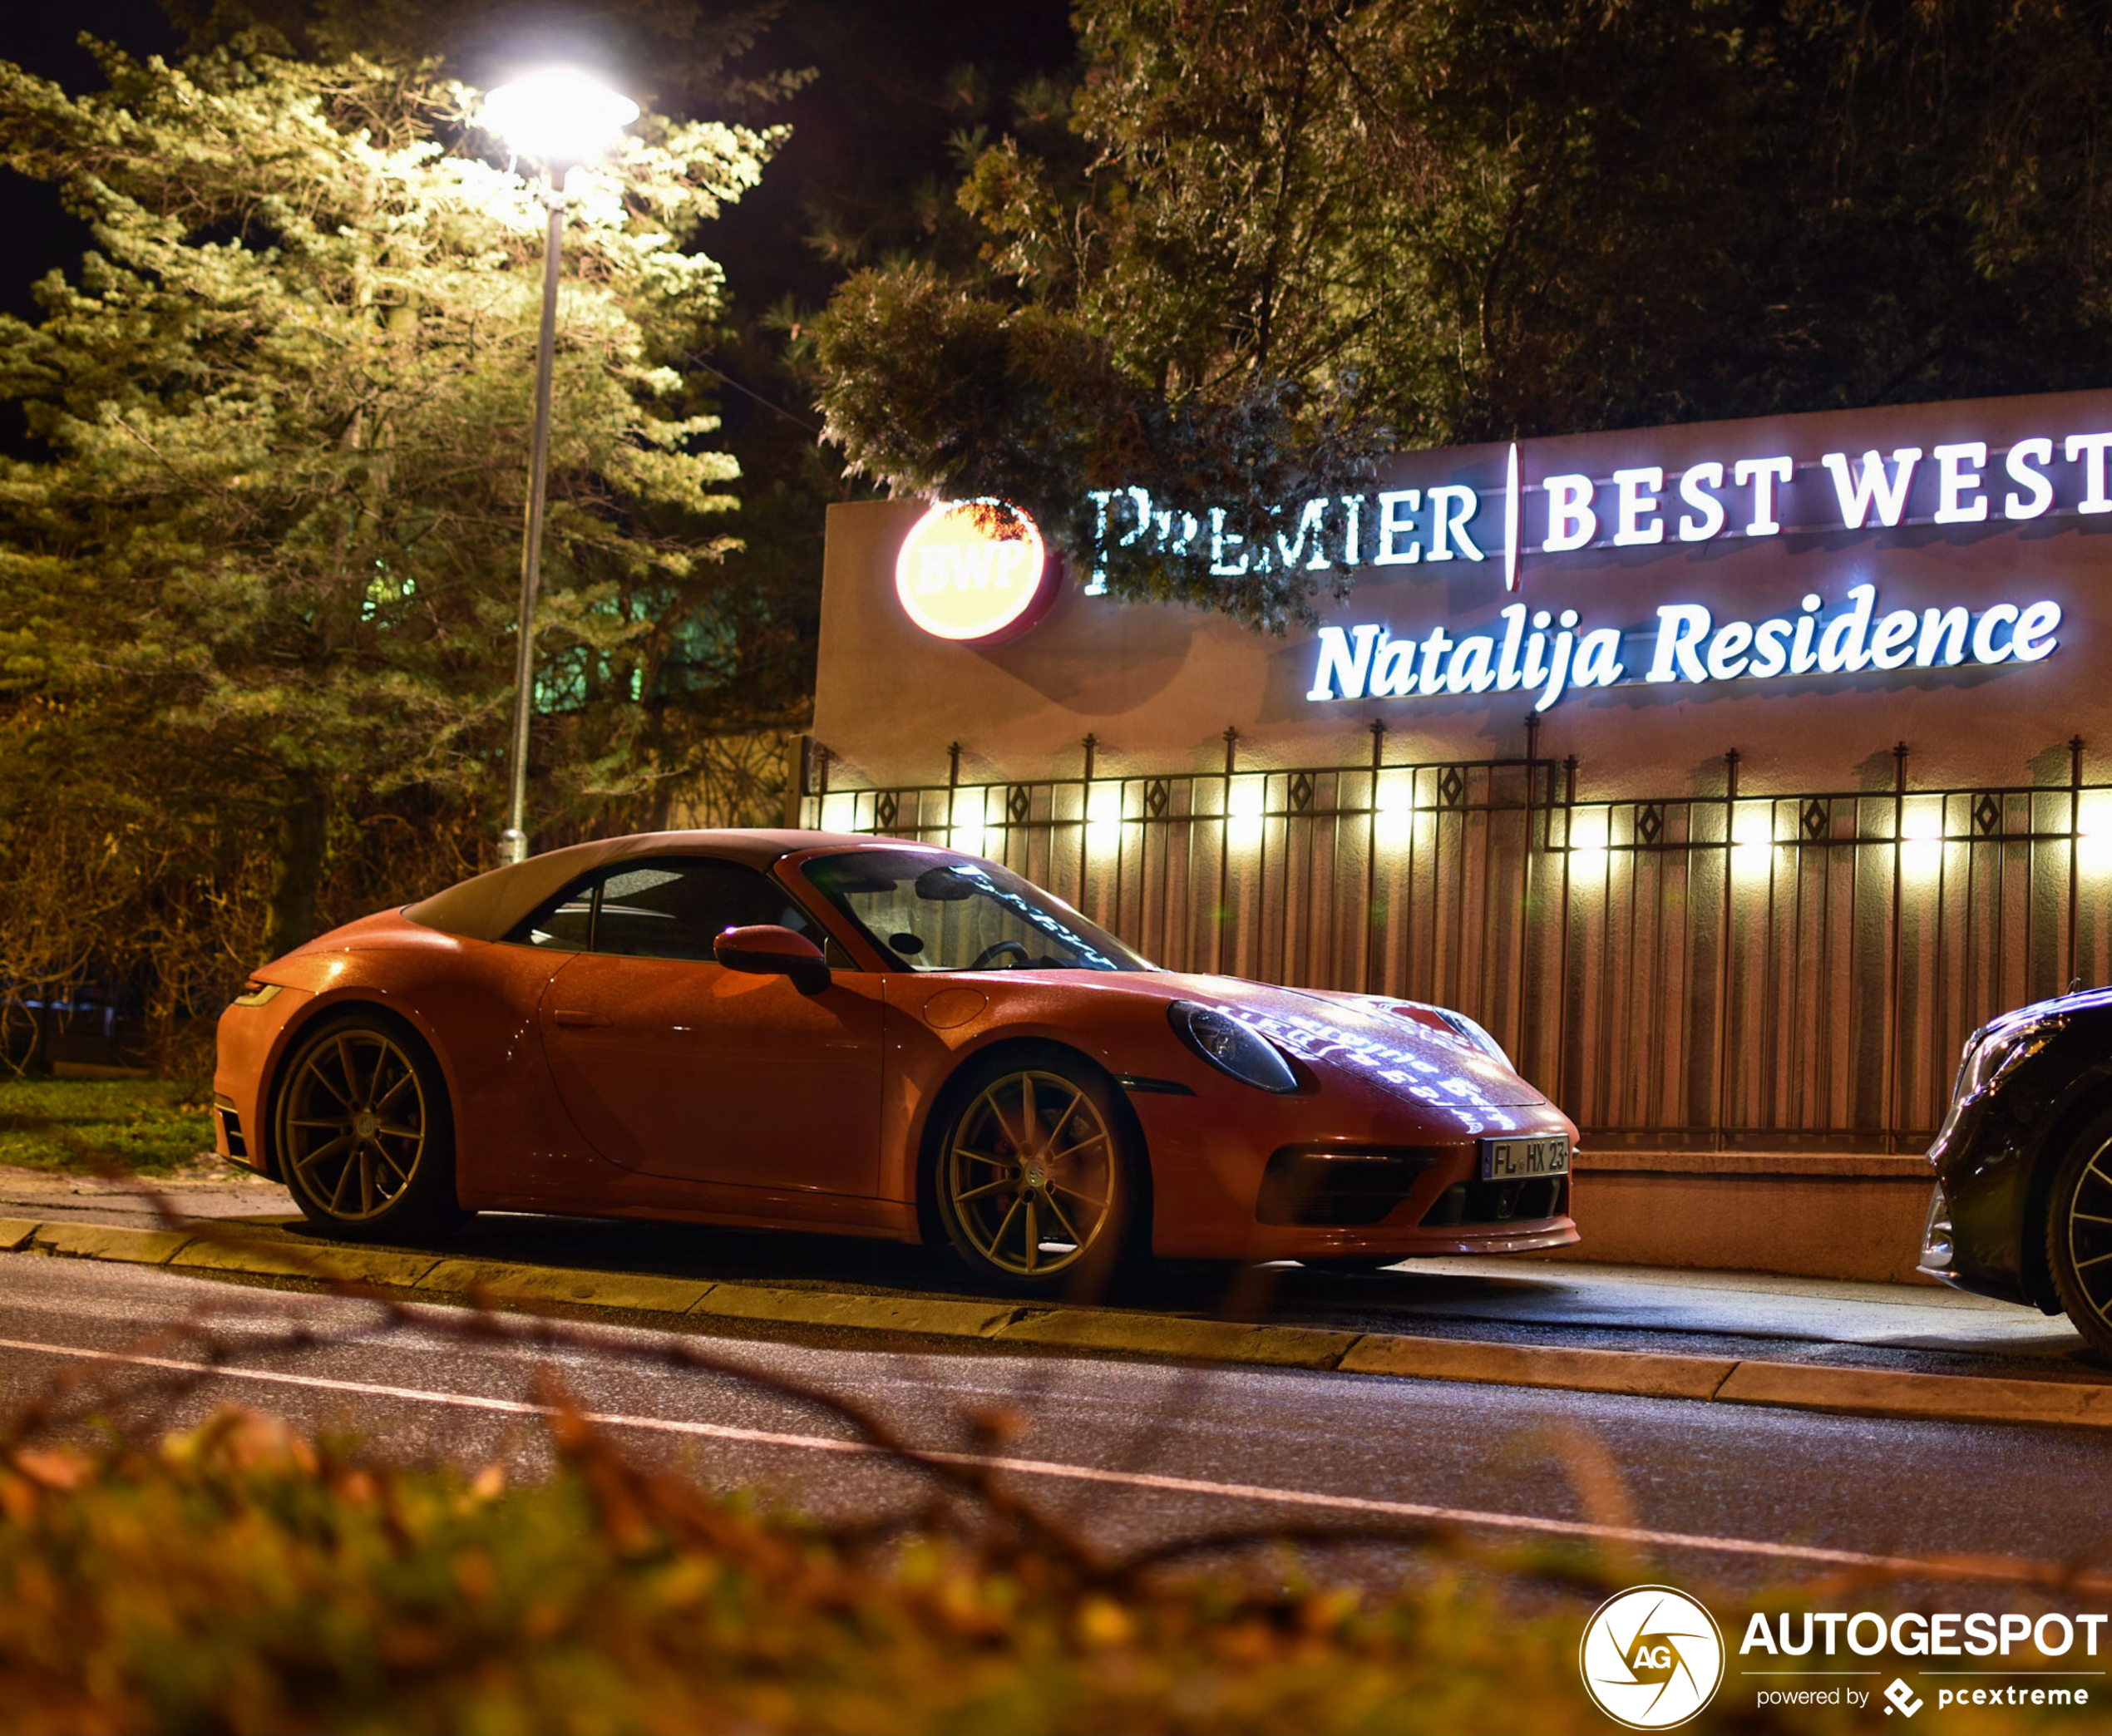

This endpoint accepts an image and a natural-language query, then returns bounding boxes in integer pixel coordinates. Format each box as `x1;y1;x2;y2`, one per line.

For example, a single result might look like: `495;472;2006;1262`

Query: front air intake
1256;1146;1447;1226
1420;1175;1567;1227
214;1094;246;1160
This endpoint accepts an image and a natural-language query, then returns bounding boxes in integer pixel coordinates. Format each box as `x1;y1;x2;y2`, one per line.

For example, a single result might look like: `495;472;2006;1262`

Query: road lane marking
0;1332;2073;1585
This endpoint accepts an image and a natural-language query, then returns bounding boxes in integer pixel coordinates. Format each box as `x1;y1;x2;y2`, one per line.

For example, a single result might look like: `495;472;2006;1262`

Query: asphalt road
4;1251;2110;1598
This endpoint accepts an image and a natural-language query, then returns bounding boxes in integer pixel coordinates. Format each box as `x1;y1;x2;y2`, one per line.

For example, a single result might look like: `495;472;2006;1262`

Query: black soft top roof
402;830;920;942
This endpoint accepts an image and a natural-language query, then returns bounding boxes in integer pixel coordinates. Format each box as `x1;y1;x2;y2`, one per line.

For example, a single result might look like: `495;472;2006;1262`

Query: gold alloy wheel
279;1028;429;1222
2065;1137;2112;1329
946;1070;1118;1277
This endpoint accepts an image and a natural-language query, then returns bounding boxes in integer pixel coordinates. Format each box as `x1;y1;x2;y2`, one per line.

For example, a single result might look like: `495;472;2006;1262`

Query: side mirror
713;925;831;996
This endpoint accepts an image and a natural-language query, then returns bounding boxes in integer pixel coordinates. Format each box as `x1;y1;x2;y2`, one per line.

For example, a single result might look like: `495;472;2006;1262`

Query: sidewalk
0;1161;2085;1378
1356;1254;2085;1361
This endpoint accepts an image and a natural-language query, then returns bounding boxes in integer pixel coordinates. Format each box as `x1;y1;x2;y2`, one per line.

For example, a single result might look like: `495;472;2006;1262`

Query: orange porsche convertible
214;830;1578;1293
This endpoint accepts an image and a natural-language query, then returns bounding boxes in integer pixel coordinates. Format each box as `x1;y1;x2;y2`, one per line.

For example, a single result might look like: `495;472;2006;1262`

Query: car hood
1134;971;1547;1110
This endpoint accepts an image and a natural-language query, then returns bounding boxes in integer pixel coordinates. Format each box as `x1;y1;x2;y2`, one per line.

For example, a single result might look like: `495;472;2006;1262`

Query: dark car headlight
1935;1019;2050;1147
1957;1020;2050;1102
1168;1002;1299;1093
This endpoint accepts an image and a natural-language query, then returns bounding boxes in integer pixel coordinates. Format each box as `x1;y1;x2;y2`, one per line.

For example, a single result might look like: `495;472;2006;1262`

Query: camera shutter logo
894;499;1052;643
1579;1585;1725;1729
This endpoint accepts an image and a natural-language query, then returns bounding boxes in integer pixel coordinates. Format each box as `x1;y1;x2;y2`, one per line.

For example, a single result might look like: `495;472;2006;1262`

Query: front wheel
932;1055;1144;1297
274;1011;466;1243
2045;1113;2112;1359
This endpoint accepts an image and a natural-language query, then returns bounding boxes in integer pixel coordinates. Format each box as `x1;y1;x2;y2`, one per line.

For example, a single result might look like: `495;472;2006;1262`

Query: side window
506;875;599;949
594;859;821;962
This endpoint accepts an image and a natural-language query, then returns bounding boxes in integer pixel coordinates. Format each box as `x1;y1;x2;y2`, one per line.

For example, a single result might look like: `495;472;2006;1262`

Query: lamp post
481;68;639;866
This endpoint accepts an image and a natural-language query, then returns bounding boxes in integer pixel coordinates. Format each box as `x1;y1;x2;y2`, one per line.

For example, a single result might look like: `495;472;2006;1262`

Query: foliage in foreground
0;1405;2094;1736
0;1078;213;1176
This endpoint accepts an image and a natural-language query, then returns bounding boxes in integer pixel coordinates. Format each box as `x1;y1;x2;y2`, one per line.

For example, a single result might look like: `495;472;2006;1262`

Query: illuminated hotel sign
1083;424;2108;712
894;498;1052;643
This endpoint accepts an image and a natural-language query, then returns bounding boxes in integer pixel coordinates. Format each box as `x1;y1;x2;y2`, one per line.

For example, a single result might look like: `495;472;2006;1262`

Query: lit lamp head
481;67;639;174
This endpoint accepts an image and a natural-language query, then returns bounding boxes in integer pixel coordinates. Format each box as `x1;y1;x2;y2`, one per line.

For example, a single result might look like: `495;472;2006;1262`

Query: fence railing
802;732;2107;1152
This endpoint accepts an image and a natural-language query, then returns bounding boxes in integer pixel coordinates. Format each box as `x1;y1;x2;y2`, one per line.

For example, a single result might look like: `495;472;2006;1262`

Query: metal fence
802;730;2110;1152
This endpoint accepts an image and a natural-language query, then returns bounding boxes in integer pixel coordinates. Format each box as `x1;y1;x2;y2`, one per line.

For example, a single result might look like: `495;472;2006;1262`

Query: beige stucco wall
813;387;2112;800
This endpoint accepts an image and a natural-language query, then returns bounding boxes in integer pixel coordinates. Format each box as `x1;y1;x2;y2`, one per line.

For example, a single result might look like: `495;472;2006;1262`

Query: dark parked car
1922;987;2112;1354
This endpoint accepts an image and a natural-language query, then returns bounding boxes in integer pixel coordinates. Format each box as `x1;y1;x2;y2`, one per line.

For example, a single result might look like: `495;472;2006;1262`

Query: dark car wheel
274;1011;466;1243
2044;1111;2112;1359
932;1053;1145;1298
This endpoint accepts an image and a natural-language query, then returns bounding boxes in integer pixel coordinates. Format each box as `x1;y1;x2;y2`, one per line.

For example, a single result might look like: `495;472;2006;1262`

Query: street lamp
481;68;640;866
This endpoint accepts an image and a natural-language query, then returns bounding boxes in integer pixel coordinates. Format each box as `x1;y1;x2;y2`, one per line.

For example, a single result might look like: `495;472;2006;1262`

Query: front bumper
1128;1089;1580;1260
211;988;313;1180
1922;1093;2039;1307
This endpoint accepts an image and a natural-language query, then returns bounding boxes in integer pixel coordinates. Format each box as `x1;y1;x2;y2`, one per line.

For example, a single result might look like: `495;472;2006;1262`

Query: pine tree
0;41;781;1014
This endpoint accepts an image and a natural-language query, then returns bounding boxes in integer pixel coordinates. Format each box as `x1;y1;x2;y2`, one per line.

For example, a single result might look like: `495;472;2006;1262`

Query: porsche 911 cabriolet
214;830;1578;1293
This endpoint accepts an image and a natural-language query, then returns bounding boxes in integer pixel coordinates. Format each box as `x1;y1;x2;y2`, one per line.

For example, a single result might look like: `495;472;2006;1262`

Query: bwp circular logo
1579;1585;1725;1729
894;498;1052;643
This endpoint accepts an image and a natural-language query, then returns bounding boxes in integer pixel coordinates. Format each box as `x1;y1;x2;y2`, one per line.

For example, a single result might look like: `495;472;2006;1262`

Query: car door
533;856;885;1197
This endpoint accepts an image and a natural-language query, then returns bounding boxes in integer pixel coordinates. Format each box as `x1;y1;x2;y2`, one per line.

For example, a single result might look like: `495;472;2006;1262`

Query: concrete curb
11;1217;2112;1431
1339;1335;1737;1401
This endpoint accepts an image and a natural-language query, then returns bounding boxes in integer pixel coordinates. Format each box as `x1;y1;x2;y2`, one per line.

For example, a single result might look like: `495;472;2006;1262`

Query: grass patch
0;1408;2095;1735
0;1076;213;1175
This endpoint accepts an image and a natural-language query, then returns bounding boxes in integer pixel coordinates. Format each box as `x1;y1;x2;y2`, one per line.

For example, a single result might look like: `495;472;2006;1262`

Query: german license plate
1479;1135;1570;1181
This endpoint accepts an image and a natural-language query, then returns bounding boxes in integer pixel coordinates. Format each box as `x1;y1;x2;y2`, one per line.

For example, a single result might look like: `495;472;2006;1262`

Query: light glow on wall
1373;770;1418;847
1227;777;1267;849
1568;806;1611;875
1731;803;1776;865
1900;799;1946;877
950;790;989;859
2078;793;2112;873
1085;782;1123;851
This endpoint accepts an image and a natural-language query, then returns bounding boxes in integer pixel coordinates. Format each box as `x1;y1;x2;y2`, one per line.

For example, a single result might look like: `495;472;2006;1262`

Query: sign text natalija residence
1088;426;2099;711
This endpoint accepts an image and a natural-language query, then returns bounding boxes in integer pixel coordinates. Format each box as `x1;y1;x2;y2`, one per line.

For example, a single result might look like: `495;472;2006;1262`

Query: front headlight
1935;1018;2049;1147
1168;1001;1299;1093
1956;1020;2039;1102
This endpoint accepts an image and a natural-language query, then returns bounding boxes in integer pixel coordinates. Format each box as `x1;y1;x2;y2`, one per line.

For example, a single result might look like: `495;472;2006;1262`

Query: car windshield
800;850;1152;974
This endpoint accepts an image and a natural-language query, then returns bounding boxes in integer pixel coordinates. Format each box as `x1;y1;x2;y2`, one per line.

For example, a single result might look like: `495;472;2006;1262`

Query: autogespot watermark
1580;1586;1726;1729
1583;1587;2107;1724
1745;1608;2101;1719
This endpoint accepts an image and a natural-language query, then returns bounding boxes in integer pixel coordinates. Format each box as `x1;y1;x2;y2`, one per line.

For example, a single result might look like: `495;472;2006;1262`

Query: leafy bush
0;1405;2094;1736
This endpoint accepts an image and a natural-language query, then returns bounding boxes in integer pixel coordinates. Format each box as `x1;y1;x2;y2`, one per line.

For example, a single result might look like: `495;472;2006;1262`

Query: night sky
0;2;1077;324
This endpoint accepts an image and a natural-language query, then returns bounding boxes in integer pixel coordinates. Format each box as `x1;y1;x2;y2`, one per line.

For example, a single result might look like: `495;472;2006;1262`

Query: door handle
551;1009;609;1028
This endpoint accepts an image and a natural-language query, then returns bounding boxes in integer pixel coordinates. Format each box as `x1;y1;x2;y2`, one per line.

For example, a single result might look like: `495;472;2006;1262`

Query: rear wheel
2044;1112;2112;1358
274;1012;465;1243
932;1054;1143;1297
